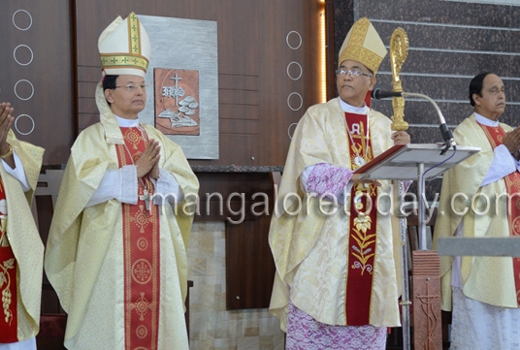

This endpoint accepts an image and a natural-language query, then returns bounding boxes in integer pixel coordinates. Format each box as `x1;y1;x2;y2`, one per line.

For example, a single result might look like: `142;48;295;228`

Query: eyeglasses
335;68;372;78
114;83;149;92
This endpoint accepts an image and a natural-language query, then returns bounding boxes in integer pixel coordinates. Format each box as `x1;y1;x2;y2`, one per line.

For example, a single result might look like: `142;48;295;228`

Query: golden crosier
389;27;409;132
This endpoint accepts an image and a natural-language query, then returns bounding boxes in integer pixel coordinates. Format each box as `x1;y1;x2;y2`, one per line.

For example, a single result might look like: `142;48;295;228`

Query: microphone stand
378;90;457;348
398;92;457;252
376;91;457;249
401;92;456;155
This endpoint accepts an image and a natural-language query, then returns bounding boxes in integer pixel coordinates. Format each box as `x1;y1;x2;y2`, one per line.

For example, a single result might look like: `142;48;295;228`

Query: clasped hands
503;127;520;160
136;139;160;180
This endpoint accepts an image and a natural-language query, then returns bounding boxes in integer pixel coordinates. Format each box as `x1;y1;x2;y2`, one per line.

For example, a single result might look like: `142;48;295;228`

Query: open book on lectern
351;143;480;181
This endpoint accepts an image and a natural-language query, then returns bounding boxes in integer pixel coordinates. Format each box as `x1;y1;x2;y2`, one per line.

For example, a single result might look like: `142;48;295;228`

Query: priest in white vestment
0;102;44;350
435;72;520;349
44;13;199;350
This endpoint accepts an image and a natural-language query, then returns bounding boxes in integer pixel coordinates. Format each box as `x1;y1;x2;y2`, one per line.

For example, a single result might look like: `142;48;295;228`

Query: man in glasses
45;13;199;350
269;17;410;349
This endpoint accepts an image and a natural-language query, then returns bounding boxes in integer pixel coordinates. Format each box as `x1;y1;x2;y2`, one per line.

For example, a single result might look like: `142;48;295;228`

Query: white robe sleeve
1;150;30;192
151;168;184;206
481;144;517;186
86;166;183;208
86;165;138;207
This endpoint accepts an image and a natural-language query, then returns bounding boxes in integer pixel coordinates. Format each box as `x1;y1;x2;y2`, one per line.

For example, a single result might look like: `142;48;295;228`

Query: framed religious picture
154;68;200;136
139;15;218;159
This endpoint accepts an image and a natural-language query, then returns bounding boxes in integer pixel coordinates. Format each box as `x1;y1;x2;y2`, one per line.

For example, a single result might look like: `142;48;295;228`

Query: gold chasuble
479;124;520;305
435;114;520;311
117;127;160;349
45;11;198;350
45;82;199;350
269;98;401;331
344;112;378;325
0;131;44;343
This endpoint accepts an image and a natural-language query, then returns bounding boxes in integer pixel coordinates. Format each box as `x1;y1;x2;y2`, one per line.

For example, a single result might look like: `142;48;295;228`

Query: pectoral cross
140;189;151;212
357;121;369;157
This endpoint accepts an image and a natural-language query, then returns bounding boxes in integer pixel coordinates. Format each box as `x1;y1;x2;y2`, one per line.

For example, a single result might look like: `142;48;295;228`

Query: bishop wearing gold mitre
45;13;199;350
0;102;44;350
268;17;410;349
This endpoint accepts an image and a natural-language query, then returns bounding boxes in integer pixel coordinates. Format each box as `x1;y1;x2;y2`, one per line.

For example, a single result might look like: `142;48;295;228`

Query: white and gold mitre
98;12;151;77
338;17;387;74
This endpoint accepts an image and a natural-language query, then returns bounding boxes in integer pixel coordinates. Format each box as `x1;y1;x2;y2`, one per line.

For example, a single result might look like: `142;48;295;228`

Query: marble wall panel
509;5;520;27
333;0;355;62
357;0;512;27
376;50;520;76
374;21;516;52
372;99;473;126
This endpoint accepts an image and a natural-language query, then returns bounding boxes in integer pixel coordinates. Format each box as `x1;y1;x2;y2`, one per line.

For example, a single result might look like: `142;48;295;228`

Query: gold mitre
338;17;387;74
98;12;151;77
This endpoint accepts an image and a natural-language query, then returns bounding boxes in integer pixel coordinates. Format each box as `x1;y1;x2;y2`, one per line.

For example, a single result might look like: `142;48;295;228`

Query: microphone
371;88;457;154
371;88;402;100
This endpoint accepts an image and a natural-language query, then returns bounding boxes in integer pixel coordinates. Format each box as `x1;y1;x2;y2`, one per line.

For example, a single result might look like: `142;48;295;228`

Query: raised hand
0;103;15;168
0;103;14;154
